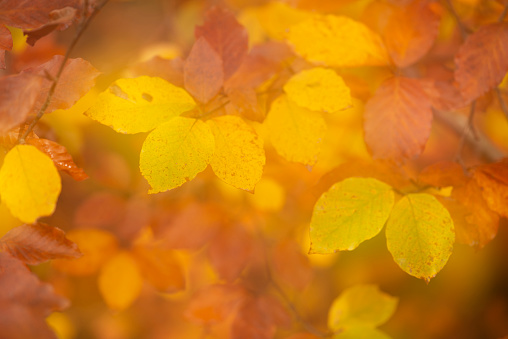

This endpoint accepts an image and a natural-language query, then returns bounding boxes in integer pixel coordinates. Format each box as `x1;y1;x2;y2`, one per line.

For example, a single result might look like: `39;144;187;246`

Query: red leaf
28;138;88;181
22;55;100;115
0;252;69;339
418;161;468;188
225;86;263;122
0;223;82;265
0;0;79;29
382;1;440;68
129;56;184;88
473;158;508;218
455;22;508;102
0;24;12;69
184;37;224;103
364;76;432;160
24;6;77;46
195;6;248;80
0;73;42;134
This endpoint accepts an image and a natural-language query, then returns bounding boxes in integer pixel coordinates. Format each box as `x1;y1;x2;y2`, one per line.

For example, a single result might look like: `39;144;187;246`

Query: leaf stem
18;0;110;144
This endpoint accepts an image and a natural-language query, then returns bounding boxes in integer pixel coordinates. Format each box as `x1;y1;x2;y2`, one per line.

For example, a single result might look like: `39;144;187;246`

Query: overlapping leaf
364;77;432;160
0;24;12;69
0;0;78;29
310;178;394;253
0;145;61;223
473;158;508;218
386;194;454;282
288;14;390;67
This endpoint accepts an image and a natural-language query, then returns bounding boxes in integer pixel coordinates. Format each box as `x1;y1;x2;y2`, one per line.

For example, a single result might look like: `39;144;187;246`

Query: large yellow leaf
328;284;398;331
207;115;265;192
287;15;390;67
309;178;394;254
98;251;144;311
283;67;352;113
140;117;215;193
0;145;61;223
86;76;196;134
386;194;455;282
264;95;326;166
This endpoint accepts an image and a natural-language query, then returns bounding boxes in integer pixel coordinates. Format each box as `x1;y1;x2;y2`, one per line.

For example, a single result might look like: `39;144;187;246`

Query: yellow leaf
310;178;394;254
328;284;398;331
207;116;265;192
0;145;61;223
264;95;326;166
287;15;390;67
86;76;196;134
98;251;144;311
284;67;352;113
386;193;455;282
255;2;314;40
140;117;215;193
247;177;285;212
334;326;393;339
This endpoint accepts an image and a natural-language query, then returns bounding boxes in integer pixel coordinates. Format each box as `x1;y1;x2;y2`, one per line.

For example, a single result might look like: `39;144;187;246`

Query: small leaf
310;178;394;254
364;77;432;160
98;251;143;311
0;145;61;224
288;15;390;67
386;194;455;282
208;115;265;191
283;67;352;113
264;95;326;166
455;23;508;101
0;223;81;265
86;76;196;134
184;37;224;103
328;284;398;331
139;117;215;193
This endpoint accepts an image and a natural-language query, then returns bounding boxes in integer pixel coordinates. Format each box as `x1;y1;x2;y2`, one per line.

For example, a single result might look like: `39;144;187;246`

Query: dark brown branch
443;0;468;40
496;87;508;121
19;0;110;144
498;2;508;22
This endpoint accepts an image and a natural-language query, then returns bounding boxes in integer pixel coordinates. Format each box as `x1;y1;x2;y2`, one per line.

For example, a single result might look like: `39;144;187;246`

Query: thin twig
443;0;468;40
19;0;110;144
496;87;508;121
498;2;508;22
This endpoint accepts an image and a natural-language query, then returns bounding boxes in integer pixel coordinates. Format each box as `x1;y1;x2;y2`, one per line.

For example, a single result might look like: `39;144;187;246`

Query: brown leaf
28;138;88;181
473;158;508;218
129;56;184;88
208;223;253;282
24;7;77;46
0;24;12;69
455;22;508;102
22;55;100;115
382;1;440;68
0;0;79;29
0;73;42;134
272;239;313;290
364;76;432;160
0;252;69;339
195;6;248;80
0;223;82;265
184;37;224;103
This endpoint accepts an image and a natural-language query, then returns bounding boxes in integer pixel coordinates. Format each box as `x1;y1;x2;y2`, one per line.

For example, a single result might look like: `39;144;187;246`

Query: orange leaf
418;161;468;188
272;239;313;290
195;6;248;80
184;37;224;103
0;0;78;29
27;138;88;181
364;77;432;160
382;1;440;67
455;23;508;102
130;56;184;88
0;24;12;69
0;223;81;265
0;252;69;339
24;6;77;46
473;158;508;218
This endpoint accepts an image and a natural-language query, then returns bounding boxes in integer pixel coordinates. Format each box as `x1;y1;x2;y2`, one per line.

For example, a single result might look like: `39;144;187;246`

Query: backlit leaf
0;145;61;224
86;76;196;134
264;95;326;166
283;67;352;113
455;23;508;101
310;178;394;254
328;284;398;331
139;117;215;193
207;115;265;192
195;6;248;79
184;37;224;103
386;194;454;282
98;251;143;311
0;223;81;265
473;158;508;218
24;6;77;46
334;326;392;339
364;77;432;160
0;0;79;29
288;15;390;67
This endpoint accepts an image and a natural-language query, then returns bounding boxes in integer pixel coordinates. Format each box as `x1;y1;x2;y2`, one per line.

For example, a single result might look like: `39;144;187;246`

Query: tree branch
443;0;469;40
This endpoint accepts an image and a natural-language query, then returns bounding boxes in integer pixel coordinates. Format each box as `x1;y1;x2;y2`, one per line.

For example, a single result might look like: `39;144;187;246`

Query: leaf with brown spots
0;223;81;265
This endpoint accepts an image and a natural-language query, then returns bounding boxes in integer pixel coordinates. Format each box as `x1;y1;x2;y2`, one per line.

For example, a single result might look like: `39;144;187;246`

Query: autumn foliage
1;0;508;338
